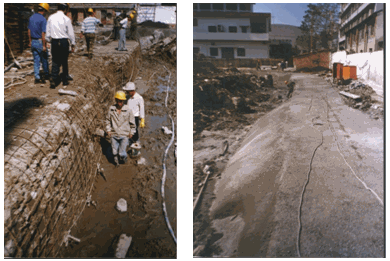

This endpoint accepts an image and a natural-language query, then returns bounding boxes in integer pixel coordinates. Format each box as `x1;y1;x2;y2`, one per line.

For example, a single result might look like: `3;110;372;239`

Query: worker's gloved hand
140;118;145;128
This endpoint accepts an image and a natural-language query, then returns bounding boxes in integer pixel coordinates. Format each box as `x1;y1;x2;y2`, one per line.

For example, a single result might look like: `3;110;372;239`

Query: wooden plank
339;91;361;100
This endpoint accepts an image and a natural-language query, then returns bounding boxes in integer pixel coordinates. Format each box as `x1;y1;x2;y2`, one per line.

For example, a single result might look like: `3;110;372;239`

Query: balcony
193;32;269;41
340;3;370;29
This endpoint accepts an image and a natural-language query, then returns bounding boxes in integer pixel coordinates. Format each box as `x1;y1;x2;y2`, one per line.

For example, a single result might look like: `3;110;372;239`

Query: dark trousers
129;117;140;145
85;33;95;56
114;27;120;40
51;38;69;83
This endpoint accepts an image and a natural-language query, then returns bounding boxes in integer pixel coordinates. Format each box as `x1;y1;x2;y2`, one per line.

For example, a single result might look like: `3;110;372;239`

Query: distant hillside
270;24;302;38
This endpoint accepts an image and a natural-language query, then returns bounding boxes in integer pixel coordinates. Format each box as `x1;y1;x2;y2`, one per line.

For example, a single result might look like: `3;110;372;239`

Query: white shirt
120;18;128;29
45;10;76;45
127;92;145;118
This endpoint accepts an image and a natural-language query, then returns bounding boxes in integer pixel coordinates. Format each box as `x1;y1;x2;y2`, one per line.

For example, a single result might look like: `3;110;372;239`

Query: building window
208;26;217;33
210;47;218;56
237;48;245;57
213;3;223;10
194;47;200;54
200;4;211;10
193;3;198;11
239;4;251;11
240;26;249;33
226;4;238;11
193;18;198;27
217;25;225;32
229;26;237;33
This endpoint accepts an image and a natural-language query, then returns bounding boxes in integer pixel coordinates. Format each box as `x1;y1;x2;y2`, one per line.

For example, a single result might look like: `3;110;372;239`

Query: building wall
194;41;269;59
194;17;251;33
293;51;331;71
331;50;383;94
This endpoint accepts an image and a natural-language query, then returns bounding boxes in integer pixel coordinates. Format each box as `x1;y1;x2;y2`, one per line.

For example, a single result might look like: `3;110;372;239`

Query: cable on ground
296;123;324;257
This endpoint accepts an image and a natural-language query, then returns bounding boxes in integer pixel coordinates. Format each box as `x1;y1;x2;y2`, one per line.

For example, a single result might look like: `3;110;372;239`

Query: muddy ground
193;63;292;256
4;36;176;257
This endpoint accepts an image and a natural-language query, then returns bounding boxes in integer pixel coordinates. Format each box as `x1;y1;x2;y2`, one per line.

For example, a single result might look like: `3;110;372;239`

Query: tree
317;3;340;49
300;4;322;52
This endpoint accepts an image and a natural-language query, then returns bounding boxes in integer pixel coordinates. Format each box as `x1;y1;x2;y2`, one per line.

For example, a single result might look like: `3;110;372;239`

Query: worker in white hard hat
123;82;145;144
106;91;136;166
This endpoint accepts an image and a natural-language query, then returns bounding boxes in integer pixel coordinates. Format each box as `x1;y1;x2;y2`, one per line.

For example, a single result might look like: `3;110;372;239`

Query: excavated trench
4;47;177;258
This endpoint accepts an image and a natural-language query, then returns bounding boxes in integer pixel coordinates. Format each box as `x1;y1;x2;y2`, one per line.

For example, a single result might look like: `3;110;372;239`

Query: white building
193;3;271;59
338;3;384;53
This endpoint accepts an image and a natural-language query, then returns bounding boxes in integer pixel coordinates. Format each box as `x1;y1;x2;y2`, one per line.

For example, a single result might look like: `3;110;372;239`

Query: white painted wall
331;50;383;96
194;18;251;33
194;41;269;59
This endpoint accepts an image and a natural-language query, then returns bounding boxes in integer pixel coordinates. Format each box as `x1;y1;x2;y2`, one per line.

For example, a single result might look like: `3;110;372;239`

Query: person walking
106;91;136;166
117;13;133;51
28;3;50;84
80;8;101;59
46;3;76;88
285;80;295;99
122;82;145;144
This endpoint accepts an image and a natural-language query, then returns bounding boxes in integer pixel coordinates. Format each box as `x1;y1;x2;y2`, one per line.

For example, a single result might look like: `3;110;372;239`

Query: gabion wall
4;87;111;257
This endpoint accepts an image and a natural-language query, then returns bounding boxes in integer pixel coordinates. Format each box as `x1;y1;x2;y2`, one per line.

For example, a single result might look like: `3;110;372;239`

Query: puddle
149;115;169;133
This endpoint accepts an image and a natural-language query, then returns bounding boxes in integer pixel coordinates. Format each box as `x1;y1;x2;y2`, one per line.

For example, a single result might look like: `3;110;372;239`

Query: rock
56;103;71;111
4;239;16;257
116;198;127;213
137;157;147;165
161;126;173;135
10;67;18;72
193;244;205;256
115;234;132;258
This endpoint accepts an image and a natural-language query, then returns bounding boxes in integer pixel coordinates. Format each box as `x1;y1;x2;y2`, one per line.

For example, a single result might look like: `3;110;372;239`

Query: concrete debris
193;244;205;256
137;157;147;165
56;102;71;111
161;126;173;135
58;89;78;96
4;239;16;257
31;191;38;199
10;67;18;72
116;198;127;213
115;234;132;258
340;91;360;100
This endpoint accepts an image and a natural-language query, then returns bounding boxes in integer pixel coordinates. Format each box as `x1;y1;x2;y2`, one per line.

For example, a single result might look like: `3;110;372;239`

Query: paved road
209;74;384;257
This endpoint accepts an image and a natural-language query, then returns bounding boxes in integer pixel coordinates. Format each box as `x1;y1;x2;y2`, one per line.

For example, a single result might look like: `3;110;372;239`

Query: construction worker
80;8;101;59
46;3;75;88
129;9;138;40
123;82;145;144
285;80;295;98
28;3;50;84
117;13;133;51
106;91;136;166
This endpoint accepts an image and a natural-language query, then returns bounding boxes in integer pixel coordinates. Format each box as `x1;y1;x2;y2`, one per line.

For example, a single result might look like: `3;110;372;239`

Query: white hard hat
123;82;135;91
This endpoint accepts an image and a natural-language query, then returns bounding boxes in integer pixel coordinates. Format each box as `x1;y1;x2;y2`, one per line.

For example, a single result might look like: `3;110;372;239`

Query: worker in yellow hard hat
80;7;101;59
28;3;50;84
106;91;136;166
129;8;138;40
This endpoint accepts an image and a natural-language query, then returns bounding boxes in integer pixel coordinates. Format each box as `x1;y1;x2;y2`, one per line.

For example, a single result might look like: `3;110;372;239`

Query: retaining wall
4;51;138;257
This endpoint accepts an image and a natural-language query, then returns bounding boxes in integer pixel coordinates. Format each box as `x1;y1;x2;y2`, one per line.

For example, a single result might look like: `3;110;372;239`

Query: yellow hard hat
88;8;93;13
39;3;49;11
131;10;137;14
114;91;127;101
129;13;134;20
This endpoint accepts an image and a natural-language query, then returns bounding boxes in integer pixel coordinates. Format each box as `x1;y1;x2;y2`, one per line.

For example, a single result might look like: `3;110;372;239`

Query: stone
115;234;132;258
161;126;173;135
116;198;127;213
137;157;147;165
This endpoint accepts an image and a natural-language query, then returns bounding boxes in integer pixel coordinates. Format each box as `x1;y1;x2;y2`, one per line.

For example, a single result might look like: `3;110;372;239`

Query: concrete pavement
208;73;384;257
